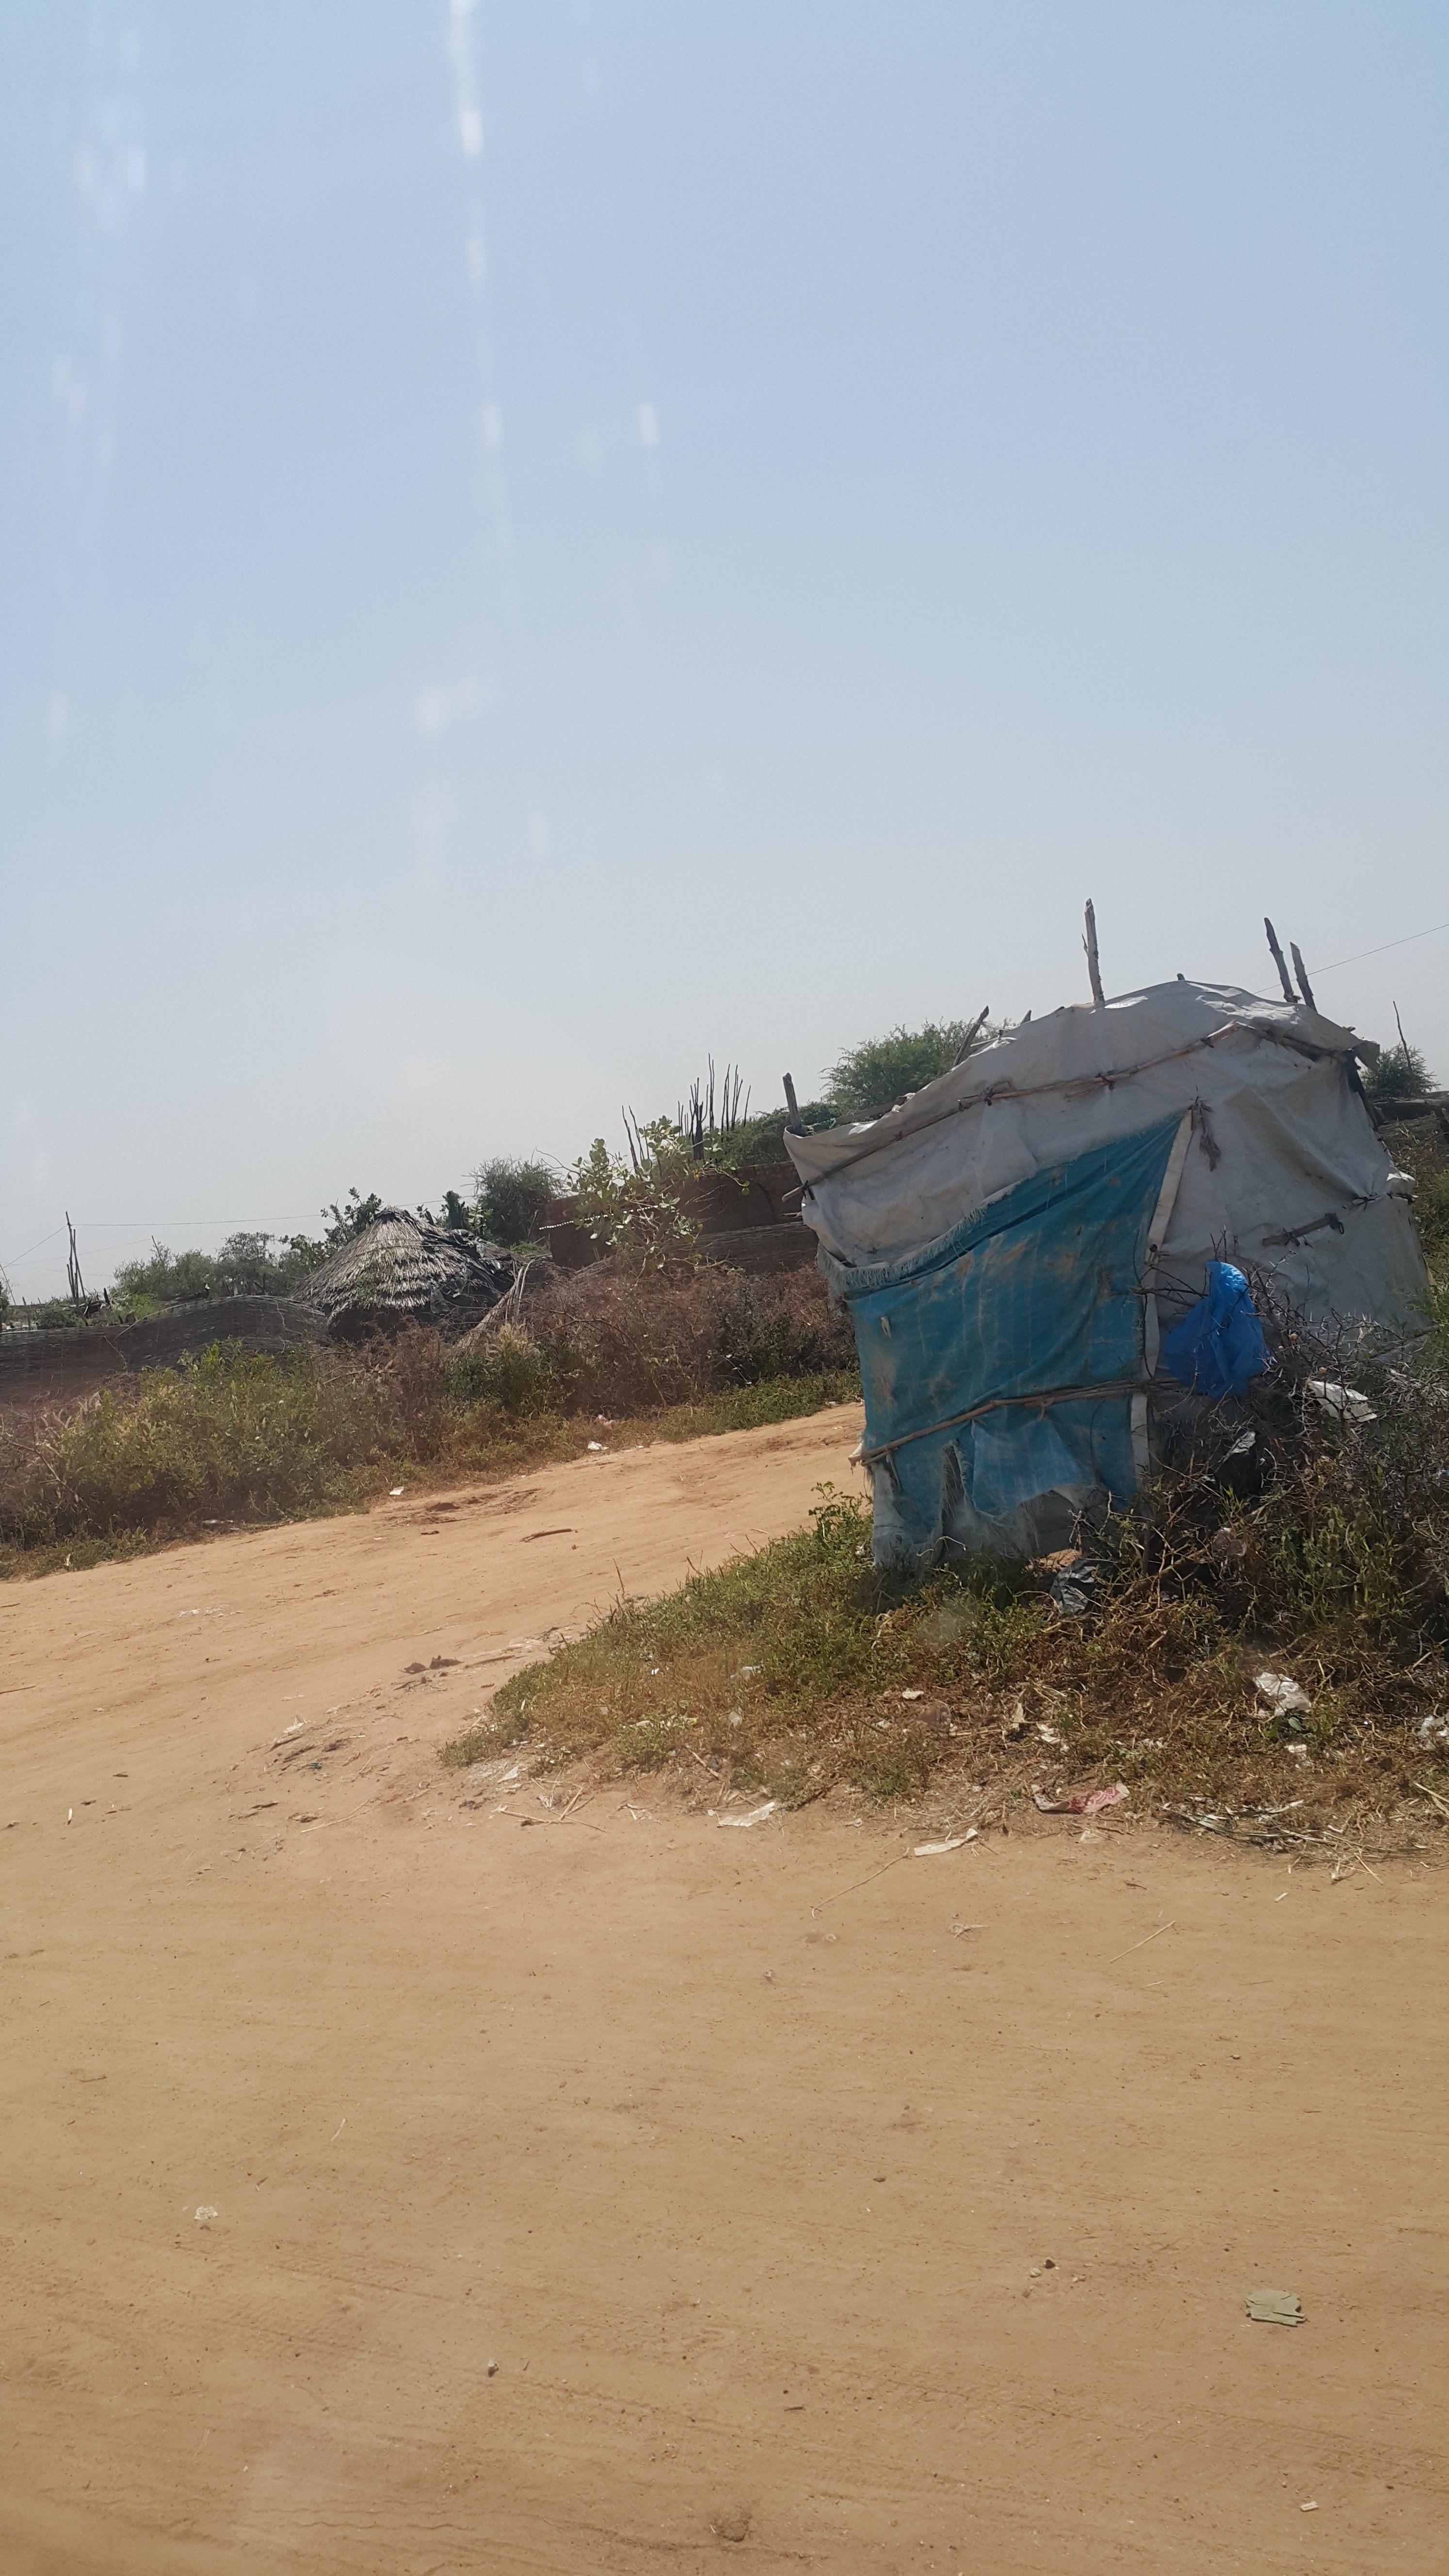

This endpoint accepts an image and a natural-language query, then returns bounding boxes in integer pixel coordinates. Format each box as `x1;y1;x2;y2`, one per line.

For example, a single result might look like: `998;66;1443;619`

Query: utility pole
65;1212;85;1305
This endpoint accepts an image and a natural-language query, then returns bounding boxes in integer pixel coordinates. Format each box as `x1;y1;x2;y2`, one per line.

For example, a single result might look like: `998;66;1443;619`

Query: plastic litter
195;2205;218;2224
1256;1671;1312;1717
1031;1782;1129;1816
1161;1261;1269;1401
1245;2288;1304;2327
1047;1556;1098;1618
1208;1525;1250;1566
913;1830;978;1856
717;1801;777;1829
1305;1378;1377;1425
586;1440;608;1452
389;1486;404;1497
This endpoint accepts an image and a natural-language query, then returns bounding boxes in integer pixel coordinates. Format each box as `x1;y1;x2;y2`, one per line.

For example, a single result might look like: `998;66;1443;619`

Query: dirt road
1;1404;1444;2573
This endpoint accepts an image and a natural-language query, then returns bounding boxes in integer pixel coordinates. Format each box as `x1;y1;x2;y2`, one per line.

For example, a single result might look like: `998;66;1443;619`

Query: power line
0;1227;64;1267
58;1219;322;1229
0;1220;322;1267
1310;918;1449;976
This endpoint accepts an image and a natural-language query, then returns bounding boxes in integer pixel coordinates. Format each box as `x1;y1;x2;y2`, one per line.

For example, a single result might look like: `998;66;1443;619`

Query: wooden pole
65;1212;85;1305
1289;942;1318;1012
1083;901;1105;1009
1263;917;1295;1003
951;1006;991;1066
782;1074;802;1133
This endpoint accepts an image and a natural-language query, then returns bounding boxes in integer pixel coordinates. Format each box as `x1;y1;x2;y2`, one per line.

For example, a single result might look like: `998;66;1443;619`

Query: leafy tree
472;1158;555;1247
1362;1041;1437;1110
321;1189;385;1246
112;1231;319;1307
273;1191;387;1277
825;1019;999;1124
113;1243;218;1305
214;1232;296;1293
280;1232;330;1275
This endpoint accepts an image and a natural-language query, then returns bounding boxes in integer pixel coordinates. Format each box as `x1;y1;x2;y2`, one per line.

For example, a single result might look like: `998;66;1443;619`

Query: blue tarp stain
820;1116;1184;1563
1160;1259;1268;1401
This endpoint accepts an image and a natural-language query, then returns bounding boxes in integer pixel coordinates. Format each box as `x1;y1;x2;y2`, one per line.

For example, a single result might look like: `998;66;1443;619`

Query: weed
479;1260;856;1417
443;1352;1449;1843
0;1276;860;1573
443;1487;1049;1800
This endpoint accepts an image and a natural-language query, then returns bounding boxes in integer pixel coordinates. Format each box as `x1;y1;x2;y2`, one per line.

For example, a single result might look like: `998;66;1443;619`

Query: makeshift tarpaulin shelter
297;1209;511;1338
785;979;1427;1565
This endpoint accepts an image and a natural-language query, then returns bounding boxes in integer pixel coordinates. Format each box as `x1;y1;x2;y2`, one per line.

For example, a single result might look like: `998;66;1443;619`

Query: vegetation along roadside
444;1332;1449;1859
0;1263;857;1577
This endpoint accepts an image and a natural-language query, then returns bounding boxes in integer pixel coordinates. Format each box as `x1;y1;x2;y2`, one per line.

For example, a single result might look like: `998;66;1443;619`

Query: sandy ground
1;1402;1445;2575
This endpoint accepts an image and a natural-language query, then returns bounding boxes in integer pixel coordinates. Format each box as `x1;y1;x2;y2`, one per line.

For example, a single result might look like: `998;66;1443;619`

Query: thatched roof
297;1209;512;1336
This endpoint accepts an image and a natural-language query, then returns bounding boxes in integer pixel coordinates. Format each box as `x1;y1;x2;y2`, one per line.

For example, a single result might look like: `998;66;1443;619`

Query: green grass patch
443;1486;1050;1804
444;1423;1449;1847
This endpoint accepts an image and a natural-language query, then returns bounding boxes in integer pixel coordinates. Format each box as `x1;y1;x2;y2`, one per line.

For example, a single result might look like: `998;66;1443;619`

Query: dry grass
0;1262;859;1578
462;1259;856;1416
0;1361;857;1578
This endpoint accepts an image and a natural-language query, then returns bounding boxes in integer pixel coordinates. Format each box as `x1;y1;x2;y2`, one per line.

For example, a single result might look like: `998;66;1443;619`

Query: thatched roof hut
297;1209;512;1339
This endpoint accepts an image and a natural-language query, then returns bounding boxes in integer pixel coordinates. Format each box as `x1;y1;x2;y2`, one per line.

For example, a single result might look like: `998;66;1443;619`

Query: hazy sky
3;3;1446;1297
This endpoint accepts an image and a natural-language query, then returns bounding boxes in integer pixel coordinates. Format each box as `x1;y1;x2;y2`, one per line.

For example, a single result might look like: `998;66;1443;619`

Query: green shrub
472;1159;555;1247
705;1104;836;1167
825;1019;1000;1123
1361;1039;1436;1111
523;1261;855;1414
0;1344;399;1549
447;1324;559;1417
567;1125;705;1271
0;1268;861;1570
11;1297;97;1331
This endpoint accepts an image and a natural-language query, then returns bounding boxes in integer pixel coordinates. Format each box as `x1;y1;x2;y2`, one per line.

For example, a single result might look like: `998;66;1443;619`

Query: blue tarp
1160;1260;1268;1400
820;1116;1184;1564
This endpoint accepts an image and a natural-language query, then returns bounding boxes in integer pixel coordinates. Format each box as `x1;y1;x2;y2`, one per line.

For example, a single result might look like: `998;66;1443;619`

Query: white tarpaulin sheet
788;982;1425;1333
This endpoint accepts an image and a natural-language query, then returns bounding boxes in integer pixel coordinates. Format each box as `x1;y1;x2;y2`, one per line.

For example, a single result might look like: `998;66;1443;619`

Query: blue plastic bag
1160;1261;1268;1400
